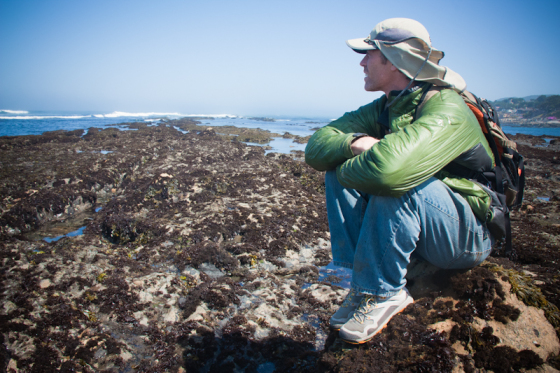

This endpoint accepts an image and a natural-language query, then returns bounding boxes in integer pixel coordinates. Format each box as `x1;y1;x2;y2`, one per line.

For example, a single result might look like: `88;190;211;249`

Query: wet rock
178;296;187;309
198;262;225;279
39;279;51;288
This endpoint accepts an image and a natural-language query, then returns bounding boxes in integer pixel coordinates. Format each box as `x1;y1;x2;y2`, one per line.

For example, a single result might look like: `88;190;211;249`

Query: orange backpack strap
465;102;487;133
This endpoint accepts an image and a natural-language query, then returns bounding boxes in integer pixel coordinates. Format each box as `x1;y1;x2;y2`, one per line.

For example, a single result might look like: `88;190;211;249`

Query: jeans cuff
351;282;403;298
333;260;353;269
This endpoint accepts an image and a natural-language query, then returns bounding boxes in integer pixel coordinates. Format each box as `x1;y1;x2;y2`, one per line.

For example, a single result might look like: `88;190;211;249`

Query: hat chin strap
386;45;432;108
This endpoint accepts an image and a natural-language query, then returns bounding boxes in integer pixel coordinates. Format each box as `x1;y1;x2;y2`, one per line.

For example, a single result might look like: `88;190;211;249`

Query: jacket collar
385;82;428;108
378;82;429;130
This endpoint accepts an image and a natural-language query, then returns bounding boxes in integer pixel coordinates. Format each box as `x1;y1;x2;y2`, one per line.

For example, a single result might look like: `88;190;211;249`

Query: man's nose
360;55;367;67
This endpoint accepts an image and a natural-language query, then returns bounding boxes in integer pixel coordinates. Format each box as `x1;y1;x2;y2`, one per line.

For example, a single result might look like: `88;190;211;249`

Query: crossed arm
351;136;380;156
305;93;483;197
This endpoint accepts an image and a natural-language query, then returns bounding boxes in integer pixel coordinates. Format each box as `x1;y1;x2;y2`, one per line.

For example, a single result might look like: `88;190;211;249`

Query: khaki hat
346;18;466;92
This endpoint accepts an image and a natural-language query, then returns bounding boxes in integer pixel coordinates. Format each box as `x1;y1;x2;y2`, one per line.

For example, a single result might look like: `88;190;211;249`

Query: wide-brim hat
346;18;466;92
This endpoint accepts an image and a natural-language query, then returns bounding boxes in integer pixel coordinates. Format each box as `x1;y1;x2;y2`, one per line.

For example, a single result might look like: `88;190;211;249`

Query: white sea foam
95;111;185;118
0;109;29;114
92;111;237;119
0;115;89;120
0;110;238;120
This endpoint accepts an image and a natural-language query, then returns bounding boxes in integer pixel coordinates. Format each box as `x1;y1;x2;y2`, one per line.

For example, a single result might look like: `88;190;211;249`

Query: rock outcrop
0;123;559;372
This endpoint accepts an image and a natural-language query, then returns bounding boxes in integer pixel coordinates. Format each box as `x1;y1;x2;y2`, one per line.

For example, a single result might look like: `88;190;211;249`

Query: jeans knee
325;170;337;184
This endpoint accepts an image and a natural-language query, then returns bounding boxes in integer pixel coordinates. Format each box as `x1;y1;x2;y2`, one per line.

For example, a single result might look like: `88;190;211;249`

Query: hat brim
346;38;377;54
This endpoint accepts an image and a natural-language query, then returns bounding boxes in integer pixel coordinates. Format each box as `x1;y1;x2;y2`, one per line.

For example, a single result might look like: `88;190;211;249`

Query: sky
1;0;559;117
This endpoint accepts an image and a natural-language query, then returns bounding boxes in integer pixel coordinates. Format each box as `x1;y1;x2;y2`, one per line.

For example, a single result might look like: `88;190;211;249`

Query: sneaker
339;288;413;344
329;288;363;330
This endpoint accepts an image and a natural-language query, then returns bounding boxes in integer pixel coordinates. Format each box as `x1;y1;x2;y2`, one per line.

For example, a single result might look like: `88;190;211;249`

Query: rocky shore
1;120;559;372
500;118;560;128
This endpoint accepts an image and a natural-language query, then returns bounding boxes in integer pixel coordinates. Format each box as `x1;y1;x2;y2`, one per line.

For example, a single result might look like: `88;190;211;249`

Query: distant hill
490;95;560;120
494;94;555;102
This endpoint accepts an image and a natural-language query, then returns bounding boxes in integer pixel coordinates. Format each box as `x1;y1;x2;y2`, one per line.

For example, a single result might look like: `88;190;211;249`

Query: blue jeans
325;170;493;297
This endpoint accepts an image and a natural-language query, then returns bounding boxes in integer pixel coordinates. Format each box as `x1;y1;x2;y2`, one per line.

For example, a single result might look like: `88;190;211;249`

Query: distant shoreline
500;118;560;128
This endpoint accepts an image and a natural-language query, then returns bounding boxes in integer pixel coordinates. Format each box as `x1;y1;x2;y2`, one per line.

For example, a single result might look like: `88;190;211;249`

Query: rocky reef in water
0;121;559;372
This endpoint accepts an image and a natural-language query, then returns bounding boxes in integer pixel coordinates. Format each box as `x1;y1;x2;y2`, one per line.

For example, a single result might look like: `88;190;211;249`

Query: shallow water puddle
540;138;555;147
257;362;276;373
537;196;550;201
302;313;329;351
103;321;154;372
107;125;139;131
318;261;352;289
26;207;101;242
43;226;86;242
243;137;306;155
303;261;352;290
76;150;113;154
301;262;352;350
173;126;189;134
265;137;306;155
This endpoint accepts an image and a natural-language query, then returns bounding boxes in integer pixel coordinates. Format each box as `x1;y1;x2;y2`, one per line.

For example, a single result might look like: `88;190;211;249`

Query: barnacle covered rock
1;126;559;372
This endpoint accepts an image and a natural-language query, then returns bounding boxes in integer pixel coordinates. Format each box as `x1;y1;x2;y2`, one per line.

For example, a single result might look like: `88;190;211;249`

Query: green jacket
305;85;495;223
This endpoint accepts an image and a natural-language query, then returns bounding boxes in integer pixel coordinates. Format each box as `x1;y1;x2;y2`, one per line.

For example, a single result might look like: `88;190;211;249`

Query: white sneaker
329;288;363;330
339;288;413;344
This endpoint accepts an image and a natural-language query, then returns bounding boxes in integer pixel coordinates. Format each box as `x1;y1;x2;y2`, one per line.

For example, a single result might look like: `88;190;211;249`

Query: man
305;18;495;344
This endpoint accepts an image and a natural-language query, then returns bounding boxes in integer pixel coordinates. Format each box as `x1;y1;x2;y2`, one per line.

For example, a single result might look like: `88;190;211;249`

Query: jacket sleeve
304;99;385;171
336;90;487;197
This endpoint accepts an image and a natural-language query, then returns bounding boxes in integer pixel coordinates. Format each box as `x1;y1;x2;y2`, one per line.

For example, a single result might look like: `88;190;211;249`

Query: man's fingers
351;136;379;156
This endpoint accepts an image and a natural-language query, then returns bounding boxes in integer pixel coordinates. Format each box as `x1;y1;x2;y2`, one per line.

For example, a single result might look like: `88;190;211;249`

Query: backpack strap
413;84;446;121
417;88;517;254
462;91;516;254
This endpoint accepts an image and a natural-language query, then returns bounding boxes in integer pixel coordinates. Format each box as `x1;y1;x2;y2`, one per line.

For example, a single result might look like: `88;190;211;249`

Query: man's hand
351;136;379;156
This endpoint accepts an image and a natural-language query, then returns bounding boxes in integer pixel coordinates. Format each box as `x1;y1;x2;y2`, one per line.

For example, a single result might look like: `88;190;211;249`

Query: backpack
415;85;526;253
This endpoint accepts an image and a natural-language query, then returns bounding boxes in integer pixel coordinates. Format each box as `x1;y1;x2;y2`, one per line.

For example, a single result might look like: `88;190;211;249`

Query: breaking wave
93;111;183;118
0;115;90;120
94;111;237;119
0;110;29;114
0;111;239;120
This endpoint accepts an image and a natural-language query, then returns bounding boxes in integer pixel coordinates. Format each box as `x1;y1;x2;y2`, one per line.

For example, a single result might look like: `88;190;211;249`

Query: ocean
1;109;559;154
0;110;334;155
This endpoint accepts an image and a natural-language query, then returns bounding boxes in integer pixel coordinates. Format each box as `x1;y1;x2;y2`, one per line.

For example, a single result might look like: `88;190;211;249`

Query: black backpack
416;85;526;253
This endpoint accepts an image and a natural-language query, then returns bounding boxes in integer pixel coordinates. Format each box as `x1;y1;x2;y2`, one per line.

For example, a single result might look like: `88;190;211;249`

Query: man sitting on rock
305;18;495;344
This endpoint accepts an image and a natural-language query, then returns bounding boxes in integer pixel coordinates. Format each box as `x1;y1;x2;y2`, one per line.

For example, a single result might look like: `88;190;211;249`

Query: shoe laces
352;295;377;324
341;289;359;307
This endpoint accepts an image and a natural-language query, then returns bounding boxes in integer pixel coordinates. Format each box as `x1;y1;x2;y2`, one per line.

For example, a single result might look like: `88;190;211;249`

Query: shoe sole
330;318;350;331
340;297;413;344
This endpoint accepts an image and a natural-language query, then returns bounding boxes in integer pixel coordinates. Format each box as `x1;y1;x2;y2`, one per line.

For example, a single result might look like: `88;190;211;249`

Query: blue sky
1;0;559;116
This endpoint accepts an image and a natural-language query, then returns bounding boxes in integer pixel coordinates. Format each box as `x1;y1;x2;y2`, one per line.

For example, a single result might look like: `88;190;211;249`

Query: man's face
360;50;393;93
